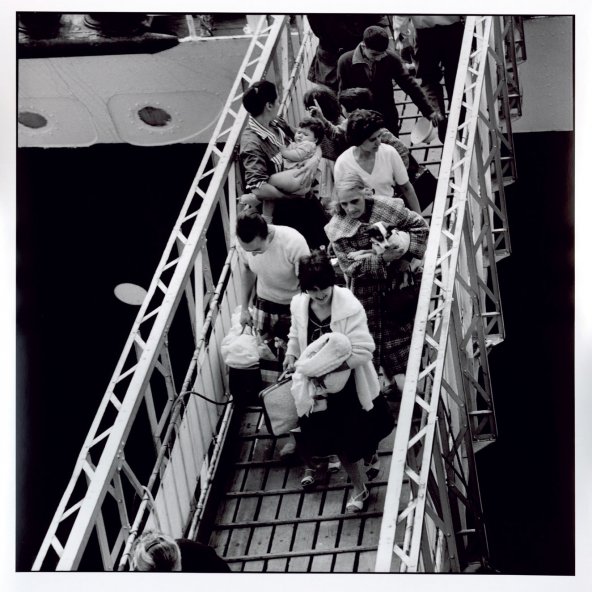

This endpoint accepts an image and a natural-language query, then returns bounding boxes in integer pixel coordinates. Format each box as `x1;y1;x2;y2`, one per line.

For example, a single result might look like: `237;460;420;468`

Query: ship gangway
32;14;526;572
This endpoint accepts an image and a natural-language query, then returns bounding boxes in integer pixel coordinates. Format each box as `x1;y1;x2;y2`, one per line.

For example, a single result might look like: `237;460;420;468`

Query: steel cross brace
375;17;502;573
33;16;290;571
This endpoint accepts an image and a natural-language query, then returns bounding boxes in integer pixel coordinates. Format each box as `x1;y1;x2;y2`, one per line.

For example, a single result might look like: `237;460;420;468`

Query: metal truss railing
502;16;526;119
375;16;521;572
32;14;315;571
34;12;520;573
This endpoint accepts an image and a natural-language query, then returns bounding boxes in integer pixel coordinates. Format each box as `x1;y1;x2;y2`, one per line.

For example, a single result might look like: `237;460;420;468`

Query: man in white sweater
236;210;311;455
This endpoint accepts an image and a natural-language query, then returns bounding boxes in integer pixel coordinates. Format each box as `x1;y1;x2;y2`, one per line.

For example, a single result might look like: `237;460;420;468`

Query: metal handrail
33;15;293;571
375;16;519;572
33;13;520;573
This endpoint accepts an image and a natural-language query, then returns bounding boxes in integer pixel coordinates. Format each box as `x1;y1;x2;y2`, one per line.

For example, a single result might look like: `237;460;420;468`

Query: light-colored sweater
239;225;310;305
334;144;409;198
286;285;381;411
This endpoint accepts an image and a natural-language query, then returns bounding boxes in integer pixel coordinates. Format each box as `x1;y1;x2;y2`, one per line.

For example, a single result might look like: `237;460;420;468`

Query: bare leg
339;456;366;497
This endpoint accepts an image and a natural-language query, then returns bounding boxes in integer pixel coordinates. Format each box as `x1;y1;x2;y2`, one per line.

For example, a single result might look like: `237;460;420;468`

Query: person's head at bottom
131;530;181;571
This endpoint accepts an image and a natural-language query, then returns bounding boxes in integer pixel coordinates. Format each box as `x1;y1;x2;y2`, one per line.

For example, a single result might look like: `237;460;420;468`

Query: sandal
364;453;380;481
300;468;317;489
346;487;369;513
327;455;341;474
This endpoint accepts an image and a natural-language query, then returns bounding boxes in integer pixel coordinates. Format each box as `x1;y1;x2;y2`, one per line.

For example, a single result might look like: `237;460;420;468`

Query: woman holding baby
325;172;429;399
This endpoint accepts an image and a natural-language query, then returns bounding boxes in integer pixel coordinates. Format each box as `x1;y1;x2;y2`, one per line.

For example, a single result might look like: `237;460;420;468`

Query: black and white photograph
5;2;590;591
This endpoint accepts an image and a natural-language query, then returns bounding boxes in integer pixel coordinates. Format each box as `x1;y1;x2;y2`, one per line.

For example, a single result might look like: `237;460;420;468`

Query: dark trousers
416;22;464;114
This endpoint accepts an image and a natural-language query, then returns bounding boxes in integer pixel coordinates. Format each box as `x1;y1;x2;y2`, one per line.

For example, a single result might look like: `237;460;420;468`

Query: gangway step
225;544;380;568
215;509;385;529
206;404;406;572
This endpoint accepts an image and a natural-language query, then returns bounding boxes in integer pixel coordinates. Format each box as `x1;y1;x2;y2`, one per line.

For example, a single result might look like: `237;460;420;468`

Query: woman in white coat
283;249;394;512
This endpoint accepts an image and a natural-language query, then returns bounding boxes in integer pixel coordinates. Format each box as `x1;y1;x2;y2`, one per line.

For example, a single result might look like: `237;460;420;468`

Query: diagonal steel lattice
32;16;295;571
375;16;521;572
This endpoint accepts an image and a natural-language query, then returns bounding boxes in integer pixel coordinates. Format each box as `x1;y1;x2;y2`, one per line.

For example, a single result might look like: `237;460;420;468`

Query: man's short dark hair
242;80;278;117
363;25;389;52
298;116;325;144
338;87;374;113
346;109;385;146
236;210;269;243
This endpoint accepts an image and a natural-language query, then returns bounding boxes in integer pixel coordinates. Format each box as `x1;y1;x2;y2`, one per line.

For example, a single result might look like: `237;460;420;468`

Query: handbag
412;166;438;212
221;310;260;369
259;378;299;437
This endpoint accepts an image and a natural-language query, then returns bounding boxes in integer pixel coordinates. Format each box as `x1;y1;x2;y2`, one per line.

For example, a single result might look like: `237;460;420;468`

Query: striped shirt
240;116;293;190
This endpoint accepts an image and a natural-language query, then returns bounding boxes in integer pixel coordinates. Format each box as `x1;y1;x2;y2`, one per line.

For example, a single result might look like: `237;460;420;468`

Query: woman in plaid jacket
325;173;428;397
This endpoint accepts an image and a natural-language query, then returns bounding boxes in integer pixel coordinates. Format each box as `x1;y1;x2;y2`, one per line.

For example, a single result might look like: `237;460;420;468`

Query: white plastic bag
221;306;259;369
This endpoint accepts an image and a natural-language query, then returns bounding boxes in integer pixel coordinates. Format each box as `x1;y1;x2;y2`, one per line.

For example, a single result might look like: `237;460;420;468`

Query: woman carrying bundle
283;250;394;513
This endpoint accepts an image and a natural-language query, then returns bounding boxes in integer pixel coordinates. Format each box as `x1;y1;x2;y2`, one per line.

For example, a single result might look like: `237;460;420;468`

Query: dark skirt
297;373;394;463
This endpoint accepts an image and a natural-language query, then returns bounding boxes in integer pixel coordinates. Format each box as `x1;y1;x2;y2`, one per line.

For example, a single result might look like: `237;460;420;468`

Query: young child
241;118;324;213
268;117;324;194
246;117;323;222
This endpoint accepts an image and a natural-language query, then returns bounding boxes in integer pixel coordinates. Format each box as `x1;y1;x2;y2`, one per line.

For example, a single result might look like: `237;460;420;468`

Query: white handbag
259;378;299;437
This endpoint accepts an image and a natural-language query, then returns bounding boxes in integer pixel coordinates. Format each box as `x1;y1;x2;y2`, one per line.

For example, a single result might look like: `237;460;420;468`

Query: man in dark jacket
307;14;388;92
337;25;442;135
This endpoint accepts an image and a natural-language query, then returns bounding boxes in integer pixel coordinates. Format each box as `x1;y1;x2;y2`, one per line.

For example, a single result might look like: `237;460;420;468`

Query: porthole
18;111;48;129
137;106;172;127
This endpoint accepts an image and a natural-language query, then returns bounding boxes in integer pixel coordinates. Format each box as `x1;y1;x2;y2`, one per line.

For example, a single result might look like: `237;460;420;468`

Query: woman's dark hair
242;80;278;116
363;25;389;52
236;210;269;243
338;87;374;114
346;109;385;146
303;86;342;124
298;116;325;144
298;249;336;291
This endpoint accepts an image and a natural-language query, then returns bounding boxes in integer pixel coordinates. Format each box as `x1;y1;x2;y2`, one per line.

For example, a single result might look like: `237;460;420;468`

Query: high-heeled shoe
327;455;341;473
346;487;369;513
300;468;317;489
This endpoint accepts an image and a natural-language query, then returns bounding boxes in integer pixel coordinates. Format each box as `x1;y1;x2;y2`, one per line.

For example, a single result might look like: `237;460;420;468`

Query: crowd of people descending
235;17;457;515
126;16;458;572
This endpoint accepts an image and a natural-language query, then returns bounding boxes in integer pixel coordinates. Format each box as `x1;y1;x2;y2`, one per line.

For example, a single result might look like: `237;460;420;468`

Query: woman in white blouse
334;109;421;213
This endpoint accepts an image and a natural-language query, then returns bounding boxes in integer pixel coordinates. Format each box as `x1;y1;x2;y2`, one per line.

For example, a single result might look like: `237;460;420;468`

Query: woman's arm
398;181;422;214
391;203;429;259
